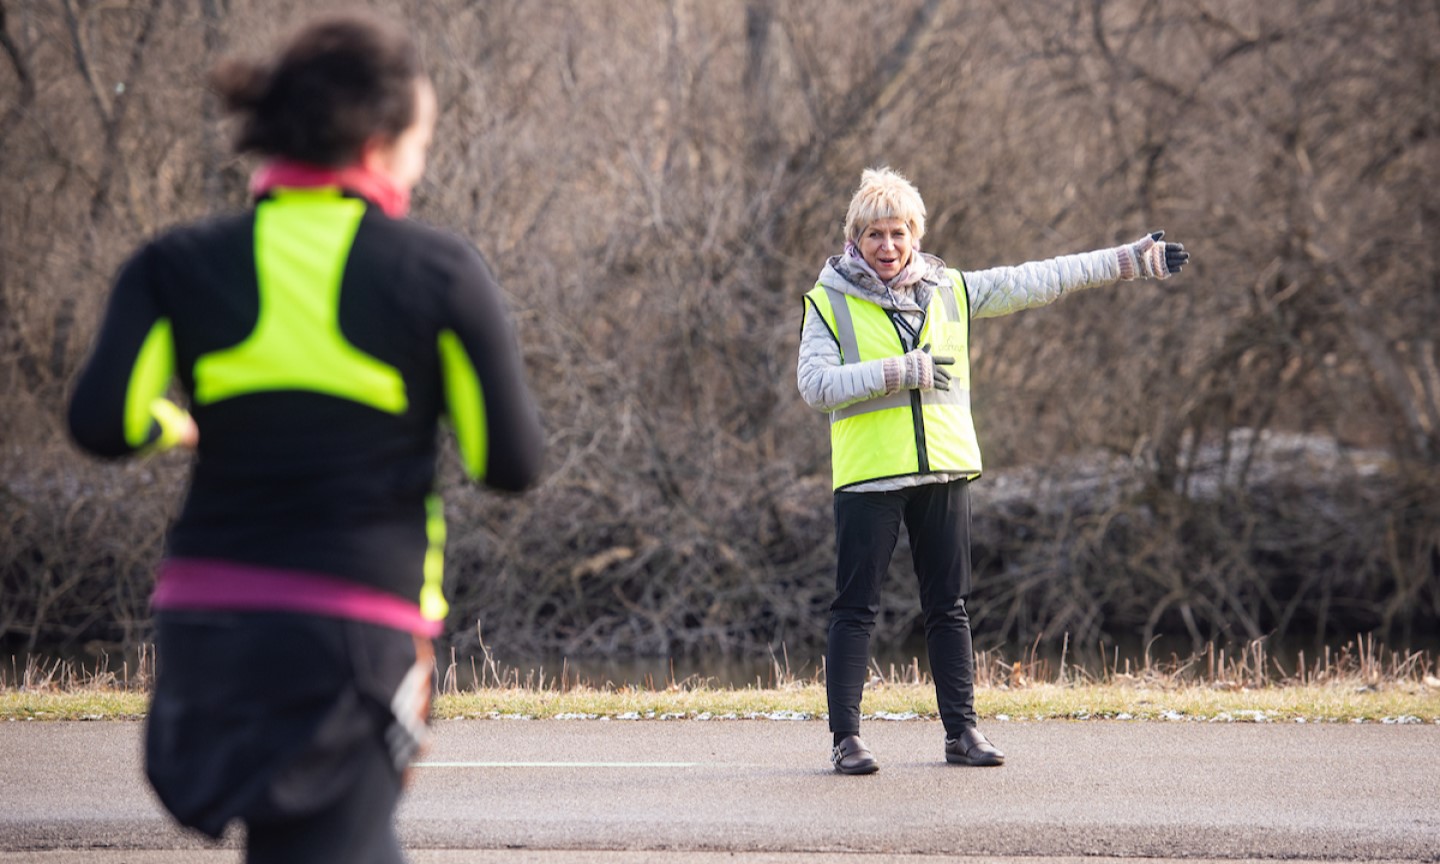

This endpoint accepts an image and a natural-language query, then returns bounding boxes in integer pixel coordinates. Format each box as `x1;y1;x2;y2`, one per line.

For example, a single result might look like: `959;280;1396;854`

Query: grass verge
431;680;1438;724
5;636;1438;723
3;681;1437;724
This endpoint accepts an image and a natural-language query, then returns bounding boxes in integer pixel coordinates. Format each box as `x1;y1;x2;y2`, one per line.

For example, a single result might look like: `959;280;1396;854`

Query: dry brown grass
5;637;1436;723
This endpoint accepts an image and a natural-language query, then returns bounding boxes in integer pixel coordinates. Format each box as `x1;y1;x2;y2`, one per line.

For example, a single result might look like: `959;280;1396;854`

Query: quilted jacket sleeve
796;299;891;414
963;248;1123;320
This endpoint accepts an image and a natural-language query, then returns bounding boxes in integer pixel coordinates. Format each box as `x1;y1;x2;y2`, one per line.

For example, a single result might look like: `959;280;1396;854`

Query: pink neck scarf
249;159;409;218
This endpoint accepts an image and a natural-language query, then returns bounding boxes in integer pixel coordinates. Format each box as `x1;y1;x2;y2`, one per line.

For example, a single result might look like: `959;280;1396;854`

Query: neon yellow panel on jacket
804;270;982;490
193;188;408;414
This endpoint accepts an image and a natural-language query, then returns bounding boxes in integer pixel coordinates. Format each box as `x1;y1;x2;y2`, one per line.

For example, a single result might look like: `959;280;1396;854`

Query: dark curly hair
209;14;422;166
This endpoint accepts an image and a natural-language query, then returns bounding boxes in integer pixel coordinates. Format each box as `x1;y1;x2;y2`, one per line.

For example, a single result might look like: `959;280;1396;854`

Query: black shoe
831;734;879;775
945;727;1005;766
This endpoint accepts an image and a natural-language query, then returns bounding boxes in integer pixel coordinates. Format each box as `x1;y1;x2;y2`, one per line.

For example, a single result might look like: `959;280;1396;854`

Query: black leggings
245;729;404;864
146;611;425;864
827;480;977;738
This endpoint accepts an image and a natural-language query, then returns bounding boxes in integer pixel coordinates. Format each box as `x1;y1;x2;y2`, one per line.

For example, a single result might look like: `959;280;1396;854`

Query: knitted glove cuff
1115;244;1139;280
882;356;903;393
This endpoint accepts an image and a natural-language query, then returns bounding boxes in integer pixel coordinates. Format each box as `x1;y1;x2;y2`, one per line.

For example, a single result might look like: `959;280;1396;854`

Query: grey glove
884;344;954;392
1117;230;1189;280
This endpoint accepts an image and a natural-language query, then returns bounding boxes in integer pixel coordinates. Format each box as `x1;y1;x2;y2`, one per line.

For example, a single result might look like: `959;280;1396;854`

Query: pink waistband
153;558;442;638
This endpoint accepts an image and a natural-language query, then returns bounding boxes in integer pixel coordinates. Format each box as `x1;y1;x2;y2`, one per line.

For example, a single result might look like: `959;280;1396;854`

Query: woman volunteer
799;167;1187;774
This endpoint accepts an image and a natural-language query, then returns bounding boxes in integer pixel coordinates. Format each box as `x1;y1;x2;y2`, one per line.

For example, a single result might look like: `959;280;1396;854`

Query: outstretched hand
1123;229;1190;279
1150;230;1190;276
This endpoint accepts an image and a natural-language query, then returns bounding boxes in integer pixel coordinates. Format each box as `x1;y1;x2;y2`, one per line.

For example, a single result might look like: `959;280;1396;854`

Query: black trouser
244;729;404;864
147;611;429;864
827;479;976;738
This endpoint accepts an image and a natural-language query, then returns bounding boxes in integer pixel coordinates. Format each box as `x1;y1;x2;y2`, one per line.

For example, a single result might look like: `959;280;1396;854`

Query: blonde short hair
844;167;927;245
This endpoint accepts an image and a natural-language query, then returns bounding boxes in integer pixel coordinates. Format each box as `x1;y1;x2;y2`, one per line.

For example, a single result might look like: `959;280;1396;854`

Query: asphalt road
1;719;1437;863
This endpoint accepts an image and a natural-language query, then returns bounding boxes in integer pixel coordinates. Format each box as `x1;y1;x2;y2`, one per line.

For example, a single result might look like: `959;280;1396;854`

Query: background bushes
3;0;1438;661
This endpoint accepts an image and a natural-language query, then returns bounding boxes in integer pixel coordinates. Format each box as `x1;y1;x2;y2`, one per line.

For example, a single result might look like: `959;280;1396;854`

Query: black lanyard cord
889;308;924;351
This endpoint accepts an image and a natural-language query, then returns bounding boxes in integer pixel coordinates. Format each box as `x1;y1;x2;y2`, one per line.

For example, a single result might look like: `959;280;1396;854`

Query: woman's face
365;77;437;193
857;217;912;282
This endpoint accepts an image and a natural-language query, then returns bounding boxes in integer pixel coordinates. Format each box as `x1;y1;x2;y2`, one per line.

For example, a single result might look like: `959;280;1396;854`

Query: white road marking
415;760;699;768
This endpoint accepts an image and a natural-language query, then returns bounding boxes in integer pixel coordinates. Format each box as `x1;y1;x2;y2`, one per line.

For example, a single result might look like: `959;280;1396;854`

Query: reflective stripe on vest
804;270;983;490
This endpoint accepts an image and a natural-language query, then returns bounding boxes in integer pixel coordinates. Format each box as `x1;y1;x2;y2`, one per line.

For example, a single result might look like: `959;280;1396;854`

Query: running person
67;15;543;862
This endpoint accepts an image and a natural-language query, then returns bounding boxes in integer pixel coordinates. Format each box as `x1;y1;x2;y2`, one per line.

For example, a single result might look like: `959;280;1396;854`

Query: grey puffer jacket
797;246;1126;492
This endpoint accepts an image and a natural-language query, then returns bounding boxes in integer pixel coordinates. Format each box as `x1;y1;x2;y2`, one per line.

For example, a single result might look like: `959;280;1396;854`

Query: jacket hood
817;250;949;312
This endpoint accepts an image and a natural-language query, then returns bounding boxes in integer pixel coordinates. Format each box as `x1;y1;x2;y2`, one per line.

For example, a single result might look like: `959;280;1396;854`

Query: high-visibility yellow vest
803;270;982;490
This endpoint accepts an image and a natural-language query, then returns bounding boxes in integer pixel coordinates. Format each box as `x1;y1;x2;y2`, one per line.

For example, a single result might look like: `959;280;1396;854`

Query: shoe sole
945;753;1005;767
834;761;879;775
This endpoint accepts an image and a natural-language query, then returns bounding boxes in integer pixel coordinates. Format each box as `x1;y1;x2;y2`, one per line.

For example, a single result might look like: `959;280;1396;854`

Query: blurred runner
68;14;543;863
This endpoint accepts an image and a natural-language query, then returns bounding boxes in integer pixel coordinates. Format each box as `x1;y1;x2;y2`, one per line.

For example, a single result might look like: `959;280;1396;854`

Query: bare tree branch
86;0;164;223
0;0;36;141
62;0;113;124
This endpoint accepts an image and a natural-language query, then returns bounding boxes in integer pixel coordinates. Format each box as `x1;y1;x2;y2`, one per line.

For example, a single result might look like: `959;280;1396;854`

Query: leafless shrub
3;0;1437;659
